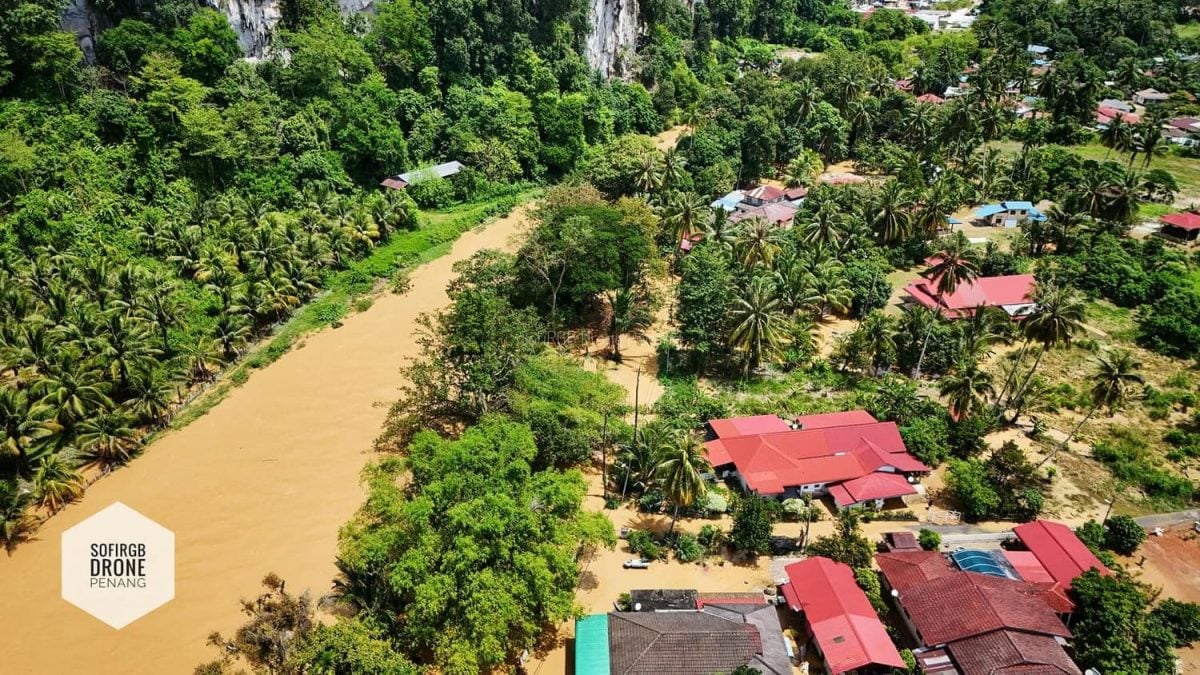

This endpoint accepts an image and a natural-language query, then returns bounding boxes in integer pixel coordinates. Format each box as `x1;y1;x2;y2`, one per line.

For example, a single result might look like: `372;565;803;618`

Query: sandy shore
0;205;535;675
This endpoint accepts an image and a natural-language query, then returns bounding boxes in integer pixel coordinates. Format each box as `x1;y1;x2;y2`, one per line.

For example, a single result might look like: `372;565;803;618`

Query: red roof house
706;415;793;440
704;412;929;502
781;558;905;674
917;93;946;104
1161;211;1200;243
1013;520;1110;589
904;274;1036;320
877;552;1080;675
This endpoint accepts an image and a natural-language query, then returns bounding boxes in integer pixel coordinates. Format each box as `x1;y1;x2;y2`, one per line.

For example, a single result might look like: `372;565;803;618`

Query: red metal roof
831;472;917;506
744;185;785;202
795;410;877;429
380;177;408;190
1096;106;1140;124
783;558;906;674
917;93;945;104
1161;212;1200;231
883;531;922;552
1013;520;1110;589
897;573;1072;646
707;415;793;439
905;274;1035;319
703;418;929;496
1002;550;1054;584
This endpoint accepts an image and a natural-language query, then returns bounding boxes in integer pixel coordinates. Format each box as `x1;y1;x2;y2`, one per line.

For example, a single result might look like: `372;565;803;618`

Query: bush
918;528;941;551
697;524;725;552
1103;515;1146;555
626;530;665;560
1076;519;1106;552
406;176;458;208
1150;599;1200;646
900;416;951;467
673;533;703;562
729;496;774;556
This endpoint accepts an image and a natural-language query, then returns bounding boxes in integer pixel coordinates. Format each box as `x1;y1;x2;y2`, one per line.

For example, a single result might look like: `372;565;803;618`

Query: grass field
1176;22;1200;40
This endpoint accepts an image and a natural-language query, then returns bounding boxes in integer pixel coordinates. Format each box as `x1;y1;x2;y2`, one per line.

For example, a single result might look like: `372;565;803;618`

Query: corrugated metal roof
394;160;465;184
1013;520;1110;589
575;614;610;675
783;558;906;674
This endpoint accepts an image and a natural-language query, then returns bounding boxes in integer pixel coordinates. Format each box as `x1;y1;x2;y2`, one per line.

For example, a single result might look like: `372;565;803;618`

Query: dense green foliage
338;420;614;674
1071;569;1183;675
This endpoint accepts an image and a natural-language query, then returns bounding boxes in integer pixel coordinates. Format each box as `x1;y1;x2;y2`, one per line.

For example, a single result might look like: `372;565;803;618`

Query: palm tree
140;280;183;353
606;287;655;359
871;180;913;243
125;368;178;426
858;311;896;373
914;235;980;377
618;425;667;500
0;389;57;473
782;149;823;188
1100;115;1132;159
1003;284;1087;419
915;180;956;237
662;193;710;245
35;359;114;434
734;218;783;269
657;432;710;534
940;360;995;420
0;482;37;554
634;154;664;196
1038;349;1143;467
804;259;853;318
181;336;225;384
77;413;140;470
31;453;84;513
728;277;789;373
800;204;845;250
662;148;688;191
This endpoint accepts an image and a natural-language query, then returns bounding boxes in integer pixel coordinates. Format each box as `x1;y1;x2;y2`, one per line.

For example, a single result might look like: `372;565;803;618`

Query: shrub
729;496;774;556
673;533;702;563
697;524;725;552
1150;599;1200;646
626;530;665;560
918;528;941;551
1103;515;1146;555
353;296;374;312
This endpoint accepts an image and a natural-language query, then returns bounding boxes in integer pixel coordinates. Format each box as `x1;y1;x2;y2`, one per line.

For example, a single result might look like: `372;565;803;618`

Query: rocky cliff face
62;0;635;79
584;0;639;79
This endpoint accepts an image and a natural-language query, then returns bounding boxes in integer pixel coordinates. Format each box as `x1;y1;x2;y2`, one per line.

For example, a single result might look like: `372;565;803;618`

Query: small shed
380;161;465;190
1161;212;1200;245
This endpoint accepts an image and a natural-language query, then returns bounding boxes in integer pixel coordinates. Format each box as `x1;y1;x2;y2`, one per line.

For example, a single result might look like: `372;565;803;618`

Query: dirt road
0;205;535;674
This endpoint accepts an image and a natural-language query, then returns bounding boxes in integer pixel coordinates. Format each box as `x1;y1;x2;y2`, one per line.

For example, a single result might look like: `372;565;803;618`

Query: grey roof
607;603;791;675
393;161;465;184
630;589;699;611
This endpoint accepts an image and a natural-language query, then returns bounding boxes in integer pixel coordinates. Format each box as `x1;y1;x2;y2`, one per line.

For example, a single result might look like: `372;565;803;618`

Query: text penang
89;543;147;588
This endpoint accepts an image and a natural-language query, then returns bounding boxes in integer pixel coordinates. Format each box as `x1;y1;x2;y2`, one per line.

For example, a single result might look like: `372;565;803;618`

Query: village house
574;592;792;675
711;184;805;229
972;200;1046;227
1095;105;1140;128
1012;520;1111;589
876;550;1081;675
904;270;1037;320
780;557;906;675
1134;87;1170;105
379;160;465;190
1160;211;1200;245
703;411;929;507
1164;117;1200;146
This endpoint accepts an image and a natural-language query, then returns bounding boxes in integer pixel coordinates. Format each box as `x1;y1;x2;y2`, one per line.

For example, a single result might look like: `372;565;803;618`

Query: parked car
623;558;651;569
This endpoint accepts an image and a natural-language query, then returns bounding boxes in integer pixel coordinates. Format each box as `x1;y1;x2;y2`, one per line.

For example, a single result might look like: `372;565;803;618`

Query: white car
623;558;651;569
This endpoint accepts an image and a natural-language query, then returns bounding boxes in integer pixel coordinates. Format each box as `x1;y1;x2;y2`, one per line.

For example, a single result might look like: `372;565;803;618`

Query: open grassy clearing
1177;22;1200;41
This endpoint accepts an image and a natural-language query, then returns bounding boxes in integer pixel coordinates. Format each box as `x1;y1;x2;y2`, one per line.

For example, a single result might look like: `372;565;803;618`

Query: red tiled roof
877;551;955;594
1096;106;1140;124
708;415;793;439
1169;117;1200;131
905;274;1035;319
831;472;917;506
380;177;408;190
703;419;929;495
795;410;877;429
1162;212;1200;232
917;93;945;104
898;573;1072;645
948;630;1081;675
1013;520;1110;589
783;558;906;674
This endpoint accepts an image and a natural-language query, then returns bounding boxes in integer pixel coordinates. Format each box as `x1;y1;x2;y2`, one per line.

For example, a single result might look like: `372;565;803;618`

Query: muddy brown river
0;206;533;674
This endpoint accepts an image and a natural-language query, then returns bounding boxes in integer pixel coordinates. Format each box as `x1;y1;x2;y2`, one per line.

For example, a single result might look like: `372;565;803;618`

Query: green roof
575;614;610;675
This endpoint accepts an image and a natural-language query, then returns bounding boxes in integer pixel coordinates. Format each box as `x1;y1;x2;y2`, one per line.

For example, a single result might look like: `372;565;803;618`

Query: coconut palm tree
31;453;84;513
77;413;140;470
0;482;36;554
634;154;664;196
782;149;823;188
662;193;710;245
606;287;655;359
34;359;114;434
0;389;57;473
940;360;995;420
140;280;183;354
800;203;845;250
618;425;667;500
1003;284;1087;419
662;148;688;191
657;432;710;534
125;368;178;426
804;259;853;319
871;180;913;243
1038;349;1143;467
181;336;225;384
728;277;789;373
914;234;980;377
1100;115;1132;159
734;218;783;269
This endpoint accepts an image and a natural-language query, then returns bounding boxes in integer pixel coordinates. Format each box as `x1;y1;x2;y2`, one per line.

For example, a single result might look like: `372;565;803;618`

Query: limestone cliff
584;0;640;79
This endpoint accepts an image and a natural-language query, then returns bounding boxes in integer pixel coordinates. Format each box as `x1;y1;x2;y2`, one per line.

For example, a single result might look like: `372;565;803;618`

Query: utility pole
633;366;642;440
